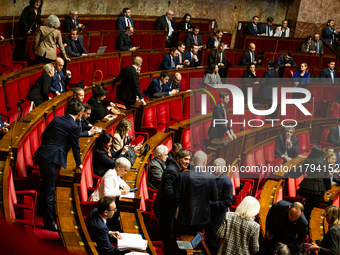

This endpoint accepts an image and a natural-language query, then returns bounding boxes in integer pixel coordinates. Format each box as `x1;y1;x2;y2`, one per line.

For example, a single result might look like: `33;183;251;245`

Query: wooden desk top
272;152;310;178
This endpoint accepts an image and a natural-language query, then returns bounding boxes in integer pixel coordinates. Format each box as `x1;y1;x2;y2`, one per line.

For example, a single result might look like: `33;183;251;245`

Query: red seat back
143;106;158;128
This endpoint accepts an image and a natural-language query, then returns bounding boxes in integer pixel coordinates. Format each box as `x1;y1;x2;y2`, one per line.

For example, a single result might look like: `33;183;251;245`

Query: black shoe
44;222;58;232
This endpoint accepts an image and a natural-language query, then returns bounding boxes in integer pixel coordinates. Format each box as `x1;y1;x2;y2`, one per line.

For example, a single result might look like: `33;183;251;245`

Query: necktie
332;73;334;83
171;57;175;67
160;82;163;91
73;20;76;26
254;25;257;33
316;43;319;53
194;35;198;45
250;52;253;63
220;53;222;63
179;53;182;63
167;19;173;37
57;72;63;92
127;18;131;27
266;25;268;36
79;120;82;132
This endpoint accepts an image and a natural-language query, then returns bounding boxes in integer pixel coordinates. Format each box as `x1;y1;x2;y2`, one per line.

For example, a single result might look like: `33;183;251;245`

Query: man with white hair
154;10;177;47
89;157;131;201
148;145;168;190
177;151;218;235
62;9;84;33
206;158;233;255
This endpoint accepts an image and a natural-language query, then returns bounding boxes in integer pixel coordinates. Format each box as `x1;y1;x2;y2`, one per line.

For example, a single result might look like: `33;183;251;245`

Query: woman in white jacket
275;20;290;37
90;157;131;201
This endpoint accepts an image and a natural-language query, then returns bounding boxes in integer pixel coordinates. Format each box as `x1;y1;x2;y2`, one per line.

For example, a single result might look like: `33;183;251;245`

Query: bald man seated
51;57;71;96
240;43;261;66
259;201;308;255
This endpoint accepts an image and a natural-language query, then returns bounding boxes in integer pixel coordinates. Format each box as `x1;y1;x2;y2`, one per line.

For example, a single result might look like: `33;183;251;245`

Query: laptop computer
88;46;107;55
176;233;203;250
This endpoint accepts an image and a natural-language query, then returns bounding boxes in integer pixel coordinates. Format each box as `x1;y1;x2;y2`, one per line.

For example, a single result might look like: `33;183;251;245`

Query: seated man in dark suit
176;41;190;67
320;60;338;83
85;197;122;255
177;151;217;235
154;10;177;47
260;17;274;36
144;71;178;98
184;25;205;50
275;52;297;68
327;123;340;146
62;9;84;33
259;201;307;255
206;157;233;255
63;28;88;57
148;145;169;190
244;16;265;36
159;47;183;70
66;87;84;115
51;57;71;96
116;26;139;51
79;103;100;137
184;44;200;67
0;114;9;139
36;102;84;231
27;63;54;107
208;91;237;142
167;72;182;91
116;7;135;31
274;126;300;163
240;43;261;65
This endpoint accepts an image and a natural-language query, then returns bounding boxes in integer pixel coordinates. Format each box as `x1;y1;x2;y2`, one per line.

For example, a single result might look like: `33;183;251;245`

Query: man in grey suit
260;17;274;36
327;123;340;146
63;28;88;57
312;33;324;54
148;145;168;190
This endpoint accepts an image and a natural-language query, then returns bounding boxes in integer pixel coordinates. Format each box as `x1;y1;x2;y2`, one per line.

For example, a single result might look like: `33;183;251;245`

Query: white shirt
125;17;130;27
190;52;198;62
98;213;107;225
165;17;174;37
89;169;129;201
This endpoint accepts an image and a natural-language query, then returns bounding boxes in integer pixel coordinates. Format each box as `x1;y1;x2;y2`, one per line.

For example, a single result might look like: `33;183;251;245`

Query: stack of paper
118;233;148;251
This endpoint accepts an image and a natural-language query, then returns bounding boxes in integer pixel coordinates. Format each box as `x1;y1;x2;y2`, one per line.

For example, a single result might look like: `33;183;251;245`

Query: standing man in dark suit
275;52;297;68
208;91;237;142
50;57;71;96
184;25;205;50
166;143;183;164
327;123;340;146
115;26;138;51
153;149;191;251
63;28;88;57
184;44;200;67
259;201;308;255
312;33;324;54
66;87;84;115
85;197;122;255
176;41;190;67
116;7;135;31
159;47;183;70
322;19;340;50
261;17;274;36
177;151;218;236
35;102;84;231
154;10;177;48
112;56;146;109
254;59;280;104
62;9;84;33
240;43;261;65
144;71;178;98
208;43;230;67
244;16;265;36
27;63;54;107
274;127;300;163
206;157;233;255
320;60;338;83
79;103;99;137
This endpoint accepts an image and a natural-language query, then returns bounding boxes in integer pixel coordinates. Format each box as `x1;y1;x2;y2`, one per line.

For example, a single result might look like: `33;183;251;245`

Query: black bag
77;80;85;88
309;67;319;79
124;146;137;166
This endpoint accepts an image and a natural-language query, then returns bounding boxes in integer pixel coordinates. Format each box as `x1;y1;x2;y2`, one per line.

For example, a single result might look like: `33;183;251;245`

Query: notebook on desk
88;46;107;55
176;232;203;250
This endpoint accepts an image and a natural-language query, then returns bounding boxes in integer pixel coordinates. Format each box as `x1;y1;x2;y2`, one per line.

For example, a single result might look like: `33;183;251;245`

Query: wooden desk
272;152;309;178
309;208;327;243
324;184;340;204
179;235;212;255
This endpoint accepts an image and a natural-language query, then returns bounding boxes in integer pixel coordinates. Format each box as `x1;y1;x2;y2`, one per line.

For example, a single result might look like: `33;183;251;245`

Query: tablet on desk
176;232;203;250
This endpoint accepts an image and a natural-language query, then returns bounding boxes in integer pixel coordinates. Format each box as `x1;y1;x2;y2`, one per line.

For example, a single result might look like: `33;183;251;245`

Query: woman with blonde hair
217;196;260;255
308;205;340;254
33;14;70;63
112;118;143;152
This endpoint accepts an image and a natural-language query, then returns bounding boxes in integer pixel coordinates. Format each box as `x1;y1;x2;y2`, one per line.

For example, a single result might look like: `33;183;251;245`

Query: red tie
127;18;131;27
179;54;182;63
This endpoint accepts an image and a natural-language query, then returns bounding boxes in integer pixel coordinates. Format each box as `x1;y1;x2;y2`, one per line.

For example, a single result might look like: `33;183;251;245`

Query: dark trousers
36;156;57;225
121;100;134;110
205;224;220;255
178;223;204;236
35;54;54;64
156;213;175;248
